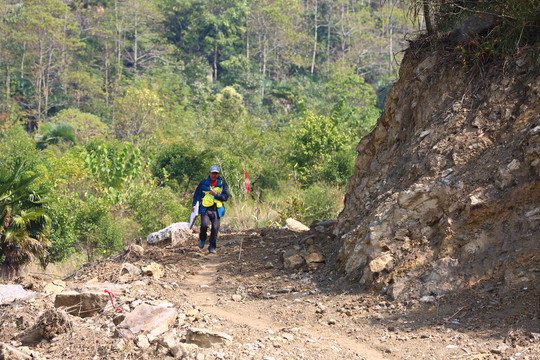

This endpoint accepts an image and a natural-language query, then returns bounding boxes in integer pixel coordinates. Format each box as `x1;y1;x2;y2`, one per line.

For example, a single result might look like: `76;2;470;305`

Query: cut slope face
335;42;540;300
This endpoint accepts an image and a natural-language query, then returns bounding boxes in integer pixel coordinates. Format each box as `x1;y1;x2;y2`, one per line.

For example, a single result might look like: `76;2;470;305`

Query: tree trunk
311;0;318;75
105;42;110;107
37;41;44;121
327;13;331;71
423;1;434;35
388;6;393;71
246;17;250;61
261;32;267;98
6;70;10;104
115;0;123;83
21;42;26;79
133;11;138;78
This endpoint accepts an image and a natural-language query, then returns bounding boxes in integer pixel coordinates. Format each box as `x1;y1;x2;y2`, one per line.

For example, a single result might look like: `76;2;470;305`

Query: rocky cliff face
335;42;539;300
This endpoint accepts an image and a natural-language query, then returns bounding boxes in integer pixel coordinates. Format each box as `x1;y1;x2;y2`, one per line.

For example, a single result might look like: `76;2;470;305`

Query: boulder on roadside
120;263;142;277
123;244;144;257
42;280;66;295
279;249;298;262
186;328;233;348
170;343;199;358
284;254;305;270
0;285;37;305
0;342;33;360
142;262;165;279
147;222;191;246
285;218;310;232
305;252;325;263
54;291;110;317
117;304;177;339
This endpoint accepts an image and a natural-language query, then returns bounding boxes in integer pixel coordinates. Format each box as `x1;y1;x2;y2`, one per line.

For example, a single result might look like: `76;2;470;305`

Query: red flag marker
242;168;251;192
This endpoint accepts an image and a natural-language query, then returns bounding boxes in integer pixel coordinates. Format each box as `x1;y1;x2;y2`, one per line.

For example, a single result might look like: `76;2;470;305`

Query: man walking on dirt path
192;165;229;254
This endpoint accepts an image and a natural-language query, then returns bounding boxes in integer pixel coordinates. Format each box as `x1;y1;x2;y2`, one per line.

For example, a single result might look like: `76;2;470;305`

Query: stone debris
127;244;145;257
285;218;310;232
54;291;109;317
142;262;165;279
20;308;72;345
186;328;233;348
0;342;33;360
134;334;150;350
42;280;66;295
368;254;393;273
0;285;37;305
283;254;305;270
120;262;142;277
304;252;325;264
117;304;177;339
147;222;192;246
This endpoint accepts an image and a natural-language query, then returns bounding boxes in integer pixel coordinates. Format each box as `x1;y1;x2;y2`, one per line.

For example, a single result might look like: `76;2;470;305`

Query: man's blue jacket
192;176;229;217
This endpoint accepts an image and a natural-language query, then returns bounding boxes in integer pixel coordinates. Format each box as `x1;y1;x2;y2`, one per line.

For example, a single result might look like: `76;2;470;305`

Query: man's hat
209;165;220;173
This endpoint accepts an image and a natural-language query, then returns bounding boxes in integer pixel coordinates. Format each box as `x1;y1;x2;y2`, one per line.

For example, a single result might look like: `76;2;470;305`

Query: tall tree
16;0;81;121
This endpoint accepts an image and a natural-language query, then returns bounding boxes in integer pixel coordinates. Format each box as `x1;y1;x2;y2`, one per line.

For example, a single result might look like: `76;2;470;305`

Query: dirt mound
20;309;72;345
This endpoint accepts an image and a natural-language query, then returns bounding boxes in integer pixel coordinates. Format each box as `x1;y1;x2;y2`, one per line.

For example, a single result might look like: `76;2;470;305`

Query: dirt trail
1;228;537;360
184;248;393;360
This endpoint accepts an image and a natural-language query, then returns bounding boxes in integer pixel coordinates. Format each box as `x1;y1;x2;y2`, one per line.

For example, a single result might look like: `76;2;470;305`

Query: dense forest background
1;0;537;278
0;0;416;275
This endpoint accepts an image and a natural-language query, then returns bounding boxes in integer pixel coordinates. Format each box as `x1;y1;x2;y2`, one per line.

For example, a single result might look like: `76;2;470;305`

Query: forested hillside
0;0;415;276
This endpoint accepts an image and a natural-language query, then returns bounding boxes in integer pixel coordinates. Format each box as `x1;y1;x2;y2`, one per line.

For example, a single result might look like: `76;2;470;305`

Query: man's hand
192;206;195;212
209;189;218;196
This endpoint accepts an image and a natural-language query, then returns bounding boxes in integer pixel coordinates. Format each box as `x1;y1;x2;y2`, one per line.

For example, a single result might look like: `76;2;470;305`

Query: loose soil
1;227;538;360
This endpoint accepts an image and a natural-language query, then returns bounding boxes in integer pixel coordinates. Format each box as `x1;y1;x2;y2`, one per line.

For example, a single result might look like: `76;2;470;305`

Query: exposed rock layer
336;42;540;300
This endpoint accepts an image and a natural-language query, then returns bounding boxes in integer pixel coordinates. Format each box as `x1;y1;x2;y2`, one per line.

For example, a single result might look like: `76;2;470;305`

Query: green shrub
0;126;42;173
127;183;190;238
41;194;78;268
49;109;111;144
74;196;124;260
151;141;210;193
300;183;343;225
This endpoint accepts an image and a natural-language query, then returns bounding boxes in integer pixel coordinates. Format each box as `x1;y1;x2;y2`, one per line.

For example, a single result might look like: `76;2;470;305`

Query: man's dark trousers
200;207;220;250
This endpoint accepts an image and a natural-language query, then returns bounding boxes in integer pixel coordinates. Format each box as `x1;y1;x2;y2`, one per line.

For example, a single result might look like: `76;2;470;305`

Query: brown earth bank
335;39;540;302
0;225;538;360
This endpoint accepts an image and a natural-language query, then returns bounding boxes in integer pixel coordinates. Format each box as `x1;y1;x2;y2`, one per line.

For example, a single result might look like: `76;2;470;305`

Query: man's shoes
198;240;205;249
209;248;216;254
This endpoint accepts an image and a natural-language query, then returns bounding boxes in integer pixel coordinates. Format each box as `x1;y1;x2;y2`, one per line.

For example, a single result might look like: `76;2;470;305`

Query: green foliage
0;126;42;173
35;122;76;150
214;86;247;120
300;183;342;225
324;62;377;109
84;143;144;198
127;183;190;237
41;194;77;268
277;195;307;225
151;141;210;192
0;161;50;280
290;108;352;184
112;84;165;143
49;109;111;144
74;196;123;260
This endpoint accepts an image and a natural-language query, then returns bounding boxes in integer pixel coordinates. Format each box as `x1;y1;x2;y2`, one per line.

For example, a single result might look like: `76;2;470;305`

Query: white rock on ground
186;328;233;348
147;222;192;246
285;218;310;232
0;285;37;305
